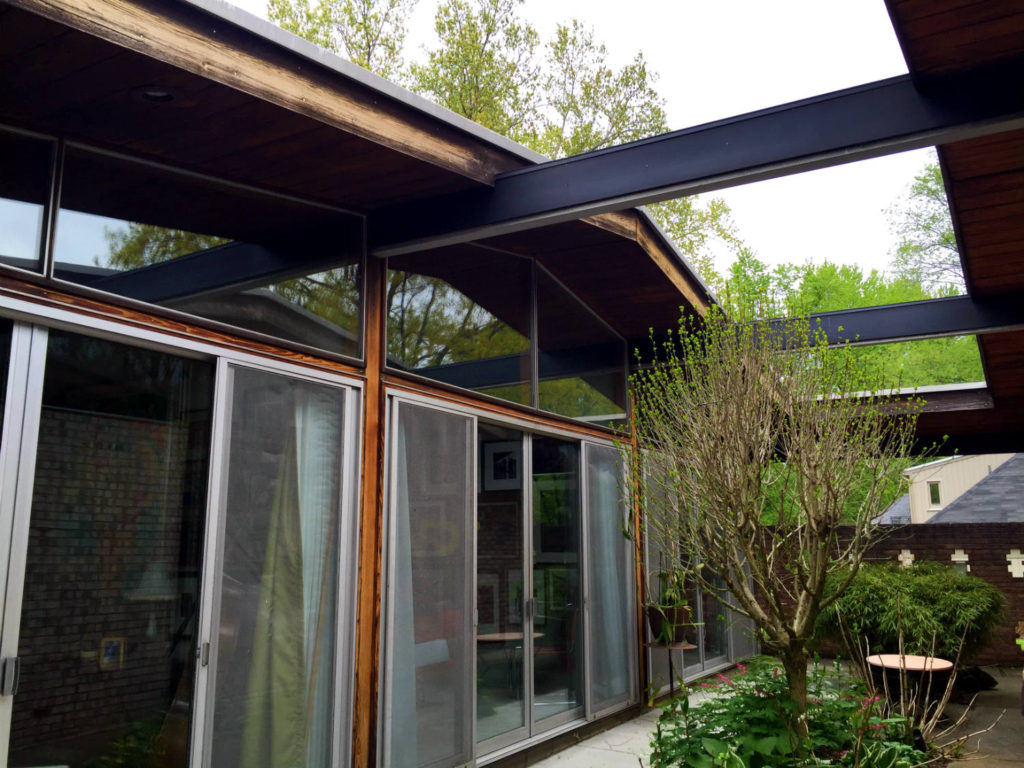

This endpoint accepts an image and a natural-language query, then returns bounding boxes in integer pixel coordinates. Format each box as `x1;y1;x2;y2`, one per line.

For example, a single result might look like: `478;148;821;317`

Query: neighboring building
927;454;1024;524
904;454;1015;523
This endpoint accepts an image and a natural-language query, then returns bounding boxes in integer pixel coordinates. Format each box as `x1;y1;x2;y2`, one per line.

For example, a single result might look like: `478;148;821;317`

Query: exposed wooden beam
371;71;1024;255
8;0;525;184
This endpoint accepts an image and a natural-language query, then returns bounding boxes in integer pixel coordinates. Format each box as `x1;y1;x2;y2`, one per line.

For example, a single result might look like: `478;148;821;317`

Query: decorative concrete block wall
867;523;1024;666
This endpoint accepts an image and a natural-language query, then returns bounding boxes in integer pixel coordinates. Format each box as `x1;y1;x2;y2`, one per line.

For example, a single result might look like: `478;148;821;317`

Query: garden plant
650;658;926;768
628;309;920;740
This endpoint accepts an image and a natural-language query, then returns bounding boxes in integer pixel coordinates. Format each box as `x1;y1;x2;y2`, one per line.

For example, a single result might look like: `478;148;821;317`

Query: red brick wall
863;523;1024;666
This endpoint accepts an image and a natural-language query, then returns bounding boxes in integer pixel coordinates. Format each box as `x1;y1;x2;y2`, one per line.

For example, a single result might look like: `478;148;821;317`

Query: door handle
1;657;20;696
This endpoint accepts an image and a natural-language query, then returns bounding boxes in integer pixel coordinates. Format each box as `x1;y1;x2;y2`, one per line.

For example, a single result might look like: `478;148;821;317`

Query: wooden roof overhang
0;0;711;347
884;0;1024;452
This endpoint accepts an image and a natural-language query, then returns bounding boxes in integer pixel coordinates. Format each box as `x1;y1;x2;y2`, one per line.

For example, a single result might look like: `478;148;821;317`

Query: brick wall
9;407;197;758
863;523;1024;666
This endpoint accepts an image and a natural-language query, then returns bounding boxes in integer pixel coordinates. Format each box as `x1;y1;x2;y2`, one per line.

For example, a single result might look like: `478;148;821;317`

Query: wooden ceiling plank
891;0;995;25
901;3;1024;39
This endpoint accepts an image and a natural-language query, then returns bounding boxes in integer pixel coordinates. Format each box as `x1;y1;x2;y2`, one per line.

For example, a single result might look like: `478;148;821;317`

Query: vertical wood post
352;254;385;767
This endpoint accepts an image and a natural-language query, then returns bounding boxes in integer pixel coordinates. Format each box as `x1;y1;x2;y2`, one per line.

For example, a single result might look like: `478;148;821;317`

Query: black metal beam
81;225;362;303
371;69;1024;256
396;340;625;391
780;294;1024;348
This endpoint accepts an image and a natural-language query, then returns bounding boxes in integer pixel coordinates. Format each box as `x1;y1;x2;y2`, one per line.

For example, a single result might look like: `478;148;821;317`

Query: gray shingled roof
877;493;911;524
926;454;1024;523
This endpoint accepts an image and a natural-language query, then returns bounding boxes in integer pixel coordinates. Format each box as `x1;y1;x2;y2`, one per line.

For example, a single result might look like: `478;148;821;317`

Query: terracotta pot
646;604;693;645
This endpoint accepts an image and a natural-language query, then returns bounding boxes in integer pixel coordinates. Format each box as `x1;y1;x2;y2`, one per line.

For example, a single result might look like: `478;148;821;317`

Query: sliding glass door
383;399;475;768
531;436;584;727
204;364;354;768
383;397;638;767
4;329;215;768
0;323;361;768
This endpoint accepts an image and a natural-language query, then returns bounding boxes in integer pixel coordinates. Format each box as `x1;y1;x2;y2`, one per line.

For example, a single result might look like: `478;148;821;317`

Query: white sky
228;0;930;276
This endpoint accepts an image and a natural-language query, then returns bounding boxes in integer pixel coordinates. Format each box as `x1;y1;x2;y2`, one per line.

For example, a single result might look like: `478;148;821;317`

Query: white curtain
295;387;343;768
588;445;632;709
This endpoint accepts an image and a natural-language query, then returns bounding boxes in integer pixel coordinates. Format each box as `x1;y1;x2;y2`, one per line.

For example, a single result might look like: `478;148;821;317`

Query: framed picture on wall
483;441;521;491
100;637;125;670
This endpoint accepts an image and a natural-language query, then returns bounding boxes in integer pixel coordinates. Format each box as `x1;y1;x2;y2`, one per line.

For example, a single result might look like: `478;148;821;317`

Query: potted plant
645;567;693;646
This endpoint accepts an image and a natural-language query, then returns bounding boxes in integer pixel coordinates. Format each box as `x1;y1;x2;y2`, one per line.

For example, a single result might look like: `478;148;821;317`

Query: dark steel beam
371;69;1024;256
781;294;1024;348
80;225;362;303
397;340;625;391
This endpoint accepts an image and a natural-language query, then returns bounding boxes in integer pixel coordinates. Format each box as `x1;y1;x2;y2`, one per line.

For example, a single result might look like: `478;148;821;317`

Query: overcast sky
228;0;931;277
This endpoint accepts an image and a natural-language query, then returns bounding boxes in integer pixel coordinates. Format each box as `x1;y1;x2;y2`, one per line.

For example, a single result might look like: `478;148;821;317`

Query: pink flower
716;674;735;685
736;662;747;674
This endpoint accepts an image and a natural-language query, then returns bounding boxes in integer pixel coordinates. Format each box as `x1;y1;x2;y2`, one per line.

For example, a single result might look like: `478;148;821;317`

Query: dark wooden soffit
4;0;528;185
0;3;709;320
886;0;1024;80
940;131;1024;298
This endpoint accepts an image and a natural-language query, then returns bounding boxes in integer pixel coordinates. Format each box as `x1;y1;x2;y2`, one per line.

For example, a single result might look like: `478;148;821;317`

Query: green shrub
816;561;1005;660
650;657;923;768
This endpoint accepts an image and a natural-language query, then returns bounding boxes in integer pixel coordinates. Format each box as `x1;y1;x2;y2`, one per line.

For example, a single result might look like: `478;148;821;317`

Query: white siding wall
907;453;1014;523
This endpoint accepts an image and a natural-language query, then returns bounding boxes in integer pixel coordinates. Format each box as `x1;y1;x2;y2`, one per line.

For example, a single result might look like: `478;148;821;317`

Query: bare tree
626;310;919;741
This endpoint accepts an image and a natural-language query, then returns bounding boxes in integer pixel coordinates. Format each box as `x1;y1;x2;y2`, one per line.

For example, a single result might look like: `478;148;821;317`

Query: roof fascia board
370;72;1024;255
177;0;547;165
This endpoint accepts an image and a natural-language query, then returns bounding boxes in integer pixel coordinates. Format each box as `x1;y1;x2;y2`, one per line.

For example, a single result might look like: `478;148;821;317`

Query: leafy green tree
889;160;963;293
646;197;739;294
267;0;415;79
103;224;225;270
711;251;984;387
531;19;667;158
629;309;921;741
410;0;541;140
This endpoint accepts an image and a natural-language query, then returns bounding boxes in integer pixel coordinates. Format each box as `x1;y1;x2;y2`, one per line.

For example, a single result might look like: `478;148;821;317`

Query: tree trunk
780;646;810;745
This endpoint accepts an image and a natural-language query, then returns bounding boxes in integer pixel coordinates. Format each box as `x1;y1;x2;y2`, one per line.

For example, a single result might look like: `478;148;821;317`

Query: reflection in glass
387;403;474;768
212;367;345;768
10;331;213;768
386;249;532;406
532;436;583;723
536;267;626;423
701;575;730;662
54;147;362;358
476;424;525;745
0;129;51;271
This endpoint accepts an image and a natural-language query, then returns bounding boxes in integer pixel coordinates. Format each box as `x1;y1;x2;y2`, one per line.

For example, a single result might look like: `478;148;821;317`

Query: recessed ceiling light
134;85;176;103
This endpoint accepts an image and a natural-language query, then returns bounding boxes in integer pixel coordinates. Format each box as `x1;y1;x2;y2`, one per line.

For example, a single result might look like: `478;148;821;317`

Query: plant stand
646;641;697;700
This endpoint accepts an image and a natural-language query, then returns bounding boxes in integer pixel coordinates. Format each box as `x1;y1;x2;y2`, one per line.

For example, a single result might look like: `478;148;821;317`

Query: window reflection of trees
385;271;528;371
102;224;361;339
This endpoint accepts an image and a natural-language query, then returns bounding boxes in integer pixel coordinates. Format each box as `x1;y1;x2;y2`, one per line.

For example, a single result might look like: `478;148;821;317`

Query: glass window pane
532;436;583;723
536;267;626;424
387;402;473;768
0;129;51;272
386;249;532;407
212;367;346;768
476;424;526;745
585;444;634;712
10;331;214;768
55;147;362;359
